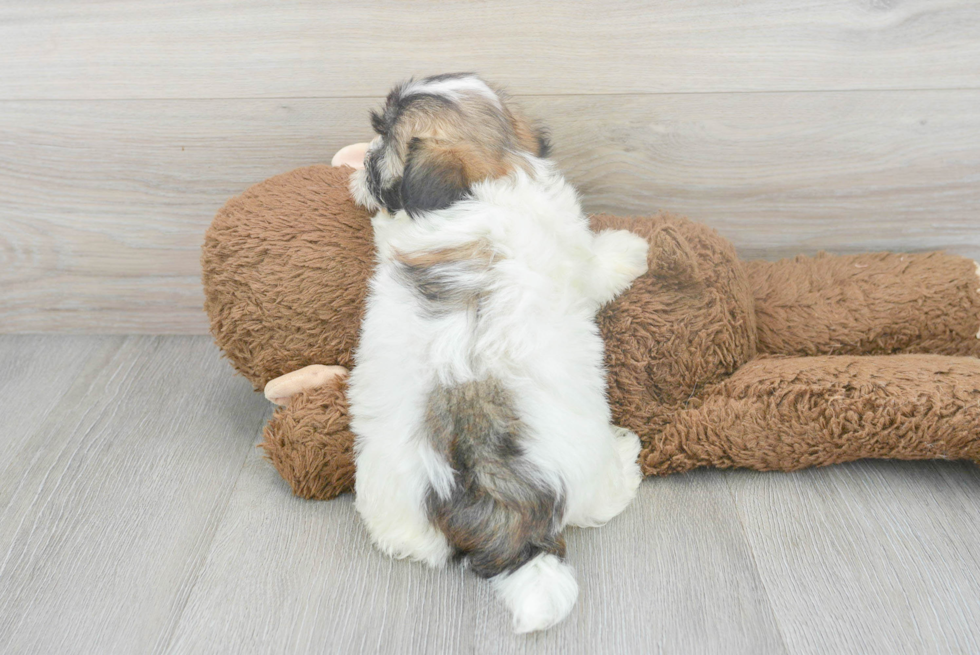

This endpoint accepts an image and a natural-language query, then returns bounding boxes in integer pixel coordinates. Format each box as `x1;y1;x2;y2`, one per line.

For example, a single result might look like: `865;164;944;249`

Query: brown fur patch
506;103;549;158
425;379;565;578
392;94;533;185
393;240;496;268
394;241;497;314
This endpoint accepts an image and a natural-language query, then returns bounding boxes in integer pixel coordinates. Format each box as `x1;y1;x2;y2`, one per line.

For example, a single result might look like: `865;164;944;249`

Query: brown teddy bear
202;159;980;501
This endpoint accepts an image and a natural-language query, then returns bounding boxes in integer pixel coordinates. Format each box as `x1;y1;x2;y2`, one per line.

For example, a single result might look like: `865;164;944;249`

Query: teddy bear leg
745;252;980;358
353;439;454;568
641;354;980;476
565;426;643;528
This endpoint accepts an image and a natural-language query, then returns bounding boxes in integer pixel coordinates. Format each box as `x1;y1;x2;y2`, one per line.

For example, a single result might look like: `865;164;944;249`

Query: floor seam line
723;471;794;655
153;368;270;655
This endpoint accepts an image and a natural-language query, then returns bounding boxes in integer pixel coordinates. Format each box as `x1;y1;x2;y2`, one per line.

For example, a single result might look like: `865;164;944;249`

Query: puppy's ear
370;110;387;136
534;127;552;158
400;138;469;218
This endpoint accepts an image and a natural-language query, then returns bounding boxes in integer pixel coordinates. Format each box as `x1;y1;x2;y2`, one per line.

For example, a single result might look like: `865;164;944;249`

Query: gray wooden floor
1;335;978;654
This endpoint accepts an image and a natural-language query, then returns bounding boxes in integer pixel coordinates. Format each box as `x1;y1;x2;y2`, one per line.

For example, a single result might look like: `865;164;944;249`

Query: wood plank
2;0;979;99
2;90;978;333
165;448;483;655
4;336;979;652
471;470;788;654
0;98;367;334
0;336;117;452
554;91;980;261
167;461;784;654
727;461;980;655
0;336;270;654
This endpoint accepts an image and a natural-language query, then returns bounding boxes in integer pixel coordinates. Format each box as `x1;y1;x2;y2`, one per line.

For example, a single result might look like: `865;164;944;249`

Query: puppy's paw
596;229;650;282
372;523;453;569
588;230;650;305
612;426;643;494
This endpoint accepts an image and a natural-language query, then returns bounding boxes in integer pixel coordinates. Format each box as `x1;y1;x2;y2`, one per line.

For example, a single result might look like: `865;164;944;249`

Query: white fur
347;158;648;631
403;76;503;108
492;553;579;633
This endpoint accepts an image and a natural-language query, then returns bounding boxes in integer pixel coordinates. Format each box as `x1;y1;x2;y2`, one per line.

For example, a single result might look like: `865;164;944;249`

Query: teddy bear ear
648;225;703;287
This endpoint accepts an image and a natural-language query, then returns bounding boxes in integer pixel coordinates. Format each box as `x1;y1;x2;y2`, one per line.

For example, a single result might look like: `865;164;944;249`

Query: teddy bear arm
261;375;356;500
640;353;980;476
745;252;980;358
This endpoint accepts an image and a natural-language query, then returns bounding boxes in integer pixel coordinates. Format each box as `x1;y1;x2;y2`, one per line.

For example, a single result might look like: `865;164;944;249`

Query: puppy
347;73;648;633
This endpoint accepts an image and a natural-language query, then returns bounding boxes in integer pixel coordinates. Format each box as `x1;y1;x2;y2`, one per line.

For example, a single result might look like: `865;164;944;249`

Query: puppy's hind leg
354;441;453;568
566;426;642;528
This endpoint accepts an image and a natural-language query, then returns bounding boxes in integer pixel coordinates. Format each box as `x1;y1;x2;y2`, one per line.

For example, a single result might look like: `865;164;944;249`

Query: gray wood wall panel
543;91;980;260
0;98;365;333
3;90;978;333
2;1;979;99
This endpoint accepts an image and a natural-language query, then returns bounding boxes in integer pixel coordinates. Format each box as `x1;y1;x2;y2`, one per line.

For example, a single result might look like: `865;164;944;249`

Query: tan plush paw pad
264;365;349;405
331;143;371;169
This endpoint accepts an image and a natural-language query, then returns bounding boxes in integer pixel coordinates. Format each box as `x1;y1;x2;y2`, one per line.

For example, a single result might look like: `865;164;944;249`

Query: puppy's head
350;73;550;218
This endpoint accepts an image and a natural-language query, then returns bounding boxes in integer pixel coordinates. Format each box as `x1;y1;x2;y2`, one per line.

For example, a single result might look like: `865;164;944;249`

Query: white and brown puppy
347;73;648;633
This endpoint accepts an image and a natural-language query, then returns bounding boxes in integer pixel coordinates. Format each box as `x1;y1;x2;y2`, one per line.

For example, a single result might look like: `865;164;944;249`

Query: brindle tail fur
425;378;579;633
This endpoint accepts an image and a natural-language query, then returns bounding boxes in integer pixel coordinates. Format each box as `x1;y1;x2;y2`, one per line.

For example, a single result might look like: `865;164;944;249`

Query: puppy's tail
425;378;578;633
491;552;578;634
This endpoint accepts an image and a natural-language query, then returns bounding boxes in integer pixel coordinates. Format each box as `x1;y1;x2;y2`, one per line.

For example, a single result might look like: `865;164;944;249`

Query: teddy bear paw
264;365;349;405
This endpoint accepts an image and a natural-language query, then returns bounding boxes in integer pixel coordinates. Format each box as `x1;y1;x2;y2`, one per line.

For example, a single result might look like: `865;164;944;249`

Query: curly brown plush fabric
264;376;355;500
202;165;980;500
747;253;980;358
646;354;980;475
203;166;374;389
